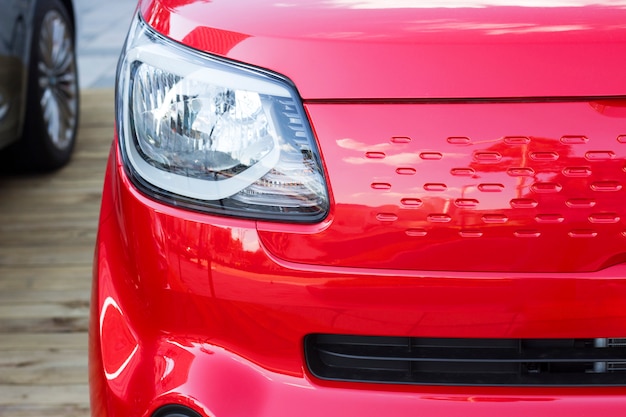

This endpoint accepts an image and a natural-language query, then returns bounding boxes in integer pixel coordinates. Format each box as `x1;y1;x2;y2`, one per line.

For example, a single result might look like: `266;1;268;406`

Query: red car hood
142;0;626;99
141;0;626;274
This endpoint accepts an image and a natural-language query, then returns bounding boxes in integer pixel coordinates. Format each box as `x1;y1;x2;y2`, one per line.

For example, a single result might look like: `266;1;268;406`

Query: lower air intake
304;335;626;386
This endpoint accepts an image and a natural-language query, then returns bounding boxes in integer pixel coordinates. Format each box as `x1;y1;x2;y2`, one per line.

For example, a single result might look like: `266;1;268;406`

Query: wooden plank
80;88;115;109
0;228;97;247
0;404;89;417
0;385;89;406
0;177;105;191
0;289;90;305
0;333;88;351
0;316;90;333
1;202;100;212
0;246;96;267
0;302;89;319
0;189;102;203
0;349;88;385
0;212;100;227
0;266;92;291
0;288;90;333
0;218;99;231
77;125;115;138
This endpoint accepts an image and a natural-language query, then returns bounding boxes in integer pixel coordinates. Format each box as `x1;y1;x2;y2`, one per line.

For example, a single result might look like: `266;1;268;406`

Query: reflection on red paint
182;27;249;55
259;101;626;273
154;339;196;391
100;296;140;395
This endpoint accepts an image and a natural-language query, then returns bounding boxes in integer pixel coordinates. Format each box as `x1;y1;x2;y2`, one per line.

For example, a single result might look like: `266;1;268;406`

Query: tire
2;0;79;172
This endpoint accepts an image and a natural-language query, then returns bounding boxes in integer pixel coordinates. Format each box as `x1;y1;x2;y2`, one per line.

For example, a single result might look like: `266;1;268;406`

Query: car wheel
3;0;79;172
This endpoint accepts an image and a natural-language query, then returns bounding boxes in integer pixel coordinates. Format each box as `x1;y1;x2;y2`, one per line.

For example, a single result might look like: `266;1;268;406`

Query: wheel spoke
36;9;78;151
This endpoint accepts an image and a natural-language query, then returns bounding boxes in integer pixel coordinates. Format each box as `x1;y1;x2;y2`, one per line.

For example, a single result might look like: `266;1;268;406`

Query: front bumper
90;141;626;417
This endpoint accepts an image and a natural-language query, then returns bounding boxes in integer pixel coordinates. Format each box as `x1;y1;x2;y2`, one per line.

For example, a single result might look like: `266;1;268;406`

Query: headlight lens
117;15;329;222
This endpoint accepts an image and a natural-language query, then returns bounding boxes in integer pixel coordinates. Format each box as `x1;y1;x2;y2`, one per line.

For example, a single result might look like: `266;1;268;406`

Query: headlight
117;14;329;222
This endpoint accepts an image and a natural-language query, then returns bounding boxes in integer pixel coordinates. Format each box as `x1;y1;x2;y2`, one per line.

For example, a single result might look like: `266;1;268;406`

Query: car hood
140;0;626;274
141;0;626;99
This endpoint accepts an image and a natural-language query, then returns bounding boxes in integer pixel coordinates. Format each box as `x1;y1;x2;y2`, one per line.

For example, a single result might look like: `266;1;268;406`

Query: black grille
304;334;626;386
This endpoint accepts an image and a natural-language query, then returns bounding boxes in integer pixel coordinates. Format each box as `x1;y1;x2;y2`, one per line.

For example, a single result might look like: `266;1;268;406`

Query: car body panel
141;0;626;99
0;0;32;148
0;56;25;147
258;100;626;273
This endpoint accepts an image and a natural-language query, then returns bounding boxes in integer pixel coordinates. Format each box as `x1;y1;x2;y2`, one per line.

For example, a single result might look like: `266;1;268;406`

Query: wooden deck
0;89;114;417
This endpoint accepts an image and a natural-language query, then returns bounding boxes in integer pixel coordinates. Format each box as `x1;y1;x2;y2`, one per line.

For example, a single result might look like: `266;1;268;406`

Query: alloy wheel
37;10;78;152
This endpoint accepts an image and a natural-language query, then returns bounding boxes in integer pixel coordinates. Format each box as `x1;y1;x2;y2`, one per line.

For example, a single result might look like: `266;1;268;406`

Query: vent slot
305;334;626;386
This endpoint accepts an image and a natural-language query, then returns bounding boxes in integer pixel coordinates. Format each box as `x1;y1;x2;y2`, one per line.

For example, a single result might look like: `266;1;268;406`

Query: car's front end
91;1;626;416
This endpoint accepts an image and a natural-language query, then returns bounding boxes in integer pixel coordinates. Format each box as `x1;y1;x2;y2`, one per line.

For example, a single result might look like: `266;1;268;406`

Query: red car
90;1;626;416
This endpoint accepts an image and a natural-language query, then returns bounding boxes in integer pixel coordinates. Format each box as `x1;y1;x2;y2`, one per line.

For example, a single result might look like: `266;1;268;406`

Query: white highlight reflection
100;296;140;381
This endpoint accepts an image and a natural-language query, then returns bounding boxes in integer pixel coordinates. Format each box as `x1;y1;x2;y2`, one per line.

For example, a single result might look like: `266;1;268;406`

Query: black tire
2;0;79;172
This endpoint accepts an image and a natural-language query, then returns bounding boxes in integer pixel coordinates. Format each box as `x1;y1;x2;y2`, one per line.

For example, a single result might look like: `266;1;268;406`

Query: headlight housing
117;14;329;222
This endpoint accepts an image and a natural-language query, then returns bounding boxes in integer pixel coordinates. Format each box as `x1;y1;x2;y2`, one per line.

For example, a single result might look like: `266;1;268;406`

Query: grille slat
305;334;626;386
317;346;626;363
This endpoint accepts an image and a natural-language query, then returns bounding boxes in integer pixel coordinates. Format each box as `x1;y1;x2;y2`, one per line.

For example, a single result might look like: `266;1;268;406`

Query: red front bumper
90;139;626;417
